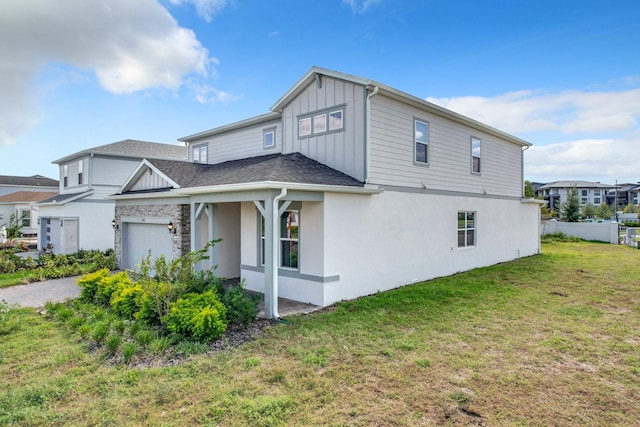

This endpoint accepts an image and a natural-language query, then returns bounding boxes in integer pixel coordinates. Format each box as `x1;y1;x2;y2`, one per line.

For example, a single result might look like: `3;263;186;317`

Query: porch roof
143;152;364;189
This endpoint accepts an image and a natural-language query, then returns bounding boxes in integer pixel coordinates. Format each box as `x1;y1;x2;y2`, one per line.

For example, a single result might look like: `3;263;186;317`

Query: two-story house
0;174;58;236
535;181;616;212
112;67;542;318
35;140;187;254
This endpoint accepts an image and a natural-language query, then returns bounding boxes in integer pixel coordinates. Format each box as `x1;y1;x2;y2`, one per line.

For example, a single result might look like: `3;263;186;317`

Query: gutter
365;86;379;184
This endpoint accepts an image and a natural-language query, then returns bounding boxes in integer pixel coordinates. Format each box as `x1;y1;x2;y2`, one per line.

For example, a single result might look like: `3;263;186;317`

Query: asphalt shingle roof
141;153;363;191
54;139;187;163
0;191;57;203
0;175;58;187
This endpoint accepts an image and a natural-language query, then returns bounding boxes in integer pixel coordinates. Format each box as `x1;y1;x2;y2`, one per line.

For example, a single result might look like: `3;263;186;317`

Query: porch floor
256;295;322;318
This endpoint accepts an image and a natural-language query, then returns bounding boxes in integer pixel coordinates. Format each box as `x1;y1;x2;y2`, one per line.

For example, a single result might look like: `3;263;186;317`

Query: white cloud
343;0;381;14
167;0;227;22
0;0;226;147
426;87;640;135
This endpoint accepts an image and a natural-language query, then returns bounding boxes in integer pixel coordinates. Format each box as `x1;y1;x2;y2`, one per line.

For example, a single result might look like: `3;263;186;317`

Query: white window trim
471;136;481;174
263;127;276;150
192;144;208;163
297;104;346;139
457;211;476;248
280;209;299;270
414;118;429;166
328;110;343;131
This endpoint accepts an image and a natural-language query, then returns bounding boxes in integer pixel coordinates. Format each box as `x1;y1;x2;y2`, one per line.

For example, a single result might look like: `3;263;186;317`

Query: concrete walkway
0;276;82;308
0;276;320;317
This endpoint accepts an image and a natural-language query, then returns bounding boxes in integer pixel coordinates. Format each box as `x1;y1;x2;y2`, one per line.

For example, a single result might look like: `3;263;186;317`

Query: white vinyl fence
541;221;619;244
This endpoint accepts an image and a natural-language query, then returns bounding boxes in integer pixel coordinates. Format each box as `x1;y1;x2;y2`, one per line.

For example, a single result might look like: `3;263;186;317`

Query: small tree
2;214;24;245
596;203;612;220
622;203;635;214
561;187;581;222
581;203;596;219
524;180;535;198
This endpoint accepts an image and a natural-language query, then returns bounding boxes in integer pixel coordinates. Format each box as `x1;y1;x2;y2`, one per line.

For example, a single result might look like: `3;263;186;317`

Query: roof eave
179;112;282;143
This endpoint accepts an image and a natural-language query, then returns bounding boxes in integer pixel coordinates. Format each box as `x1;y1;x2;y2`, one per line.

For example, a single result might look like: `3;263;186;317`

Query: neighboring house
35;140;187;254
605;182;640;209
0;191;57;236
0;174;58;235
535;181;616;212
112;67;542;318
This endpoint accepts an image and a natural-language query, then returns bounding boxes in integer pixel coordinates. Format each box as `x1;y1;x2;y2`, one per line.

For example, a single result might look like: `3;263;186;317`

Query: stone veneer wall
114;203;191;269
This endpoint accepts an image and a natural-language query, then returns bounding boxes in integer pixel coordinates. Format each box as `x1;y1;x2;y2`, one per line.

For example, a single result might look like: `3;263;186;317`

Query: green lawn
1;241;639;426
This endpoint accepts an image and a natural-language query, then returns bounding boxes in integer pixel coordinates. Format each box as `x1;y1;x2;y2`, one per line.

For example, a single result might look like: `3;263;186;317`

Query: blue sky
1;0;639;185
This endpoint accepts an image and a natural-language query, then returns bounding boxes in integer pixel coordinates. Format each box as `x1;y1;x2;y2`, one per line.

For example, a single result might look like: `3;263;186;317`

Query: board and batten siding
128;168;173;192
201;118;281;165
281;76;366;182
368;95;524;197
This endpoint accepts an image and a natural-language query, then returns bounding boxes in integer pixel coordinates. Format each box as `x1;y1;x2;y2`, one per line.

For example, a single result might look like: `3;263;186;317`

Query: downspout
271;187;287;319
365;86;379;184
521;146;529;198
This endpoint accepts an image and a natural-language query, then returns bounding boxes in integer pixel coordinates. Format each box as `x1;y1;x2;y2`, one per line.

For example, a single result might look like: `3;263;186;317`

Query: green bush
77;269;110;301
221;281;260;326
110;282;145;319
165;290;227;342
95;271;133;306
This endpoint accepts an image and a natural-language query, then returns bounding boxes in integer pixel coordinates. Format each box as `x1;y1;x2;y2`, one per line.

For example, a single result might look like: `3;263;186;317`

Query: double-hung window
414;119;429;164
259;209;300;269
263;128;275;149
471;137;481;174
192;145;208;163
78;160;84;185
457;211;476;248
63;165;69;187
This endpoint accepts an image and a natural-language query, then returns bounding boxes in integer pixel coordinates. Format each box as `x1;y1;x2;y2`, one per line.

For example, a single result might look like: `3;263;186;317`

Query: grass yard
1;241;639;426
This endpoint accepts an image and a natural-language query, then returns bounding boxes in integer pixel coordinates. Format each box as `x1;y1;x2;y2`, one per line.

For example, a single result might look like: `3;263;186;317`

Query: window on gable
298;106;345;139
263;128;275;149
415;119;429;164
63;165;69;187
78;159;84;185
458;211;476;248
329;110;343;130
471;137;481;174
192;145;208;163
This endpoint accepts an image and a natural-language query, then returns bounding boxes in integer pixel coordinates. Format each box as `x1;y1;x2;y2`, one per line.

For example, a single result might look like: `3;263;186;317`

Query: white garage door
124;223;173;271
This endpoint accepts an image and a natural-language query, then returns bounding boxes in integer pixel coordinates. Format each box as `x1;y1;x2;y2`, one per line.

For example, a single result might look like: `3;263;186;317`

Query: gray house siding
204;118;281;165
368;94;523;197
281;76;366;182
129;168;172;192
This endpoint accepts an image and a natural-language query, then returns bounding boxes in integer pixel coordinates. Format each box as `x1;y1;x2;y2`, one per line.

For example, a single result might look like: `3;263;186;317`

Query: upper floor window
581;197;588;204
471;137;481;174
263;128;275;149
78;160;84;185
458;211;476;248
594;189;601;196
594;197;601;204
192;145;208;163
581;189;588;196
415;119;429;164
63;165;69;187
298;106;345;139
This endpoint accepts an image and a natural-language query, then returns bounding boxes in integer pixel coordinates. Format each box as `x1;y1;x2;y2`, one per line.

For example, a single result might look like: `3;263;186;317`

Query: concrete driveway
0;276;81;308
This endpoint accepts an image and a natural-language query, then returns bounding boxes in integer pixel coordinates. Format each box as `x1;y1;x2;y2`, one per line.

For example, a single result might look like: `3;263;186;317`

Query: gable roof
0;191;57;203
53;139;187;164
119;153;364;195
271;66;532;148
37;191;93;206
537;181;616;190
0;174;58;187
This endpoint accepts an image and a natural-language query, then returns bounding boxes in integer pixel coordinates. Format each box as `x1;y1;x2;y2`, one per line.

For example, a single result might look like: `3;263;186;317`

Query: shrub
90;322;110;344
105;334;121;354
110;283;145;319
77;269;110;301
122;342;137;364
95;271;133;307
221;281;260;326
165;290;227;342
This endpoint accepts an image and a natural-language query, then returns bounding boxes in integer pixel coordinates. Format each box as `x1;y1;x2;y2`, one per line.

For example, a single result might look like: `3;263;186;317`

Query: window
192;145;208;163
471;137;481;173
18;210;30;227
329;110;343;130
280;210;299;269
63;165;68;187
260;215;266;266
298;106;345;138
313;114;327;134
594;190;601;196
581;189;588;196
594;197;601;204
78;160;84;185
415;119;429;164
263;128;275;149
298;117;312;137
581;197;588;204
458;211;475;248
